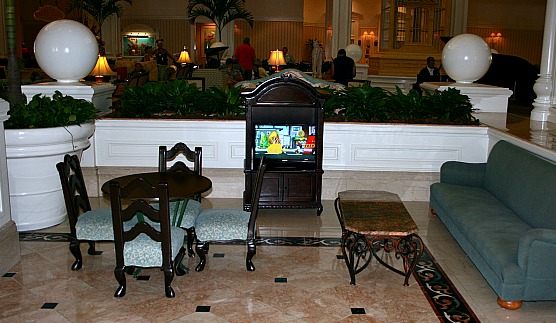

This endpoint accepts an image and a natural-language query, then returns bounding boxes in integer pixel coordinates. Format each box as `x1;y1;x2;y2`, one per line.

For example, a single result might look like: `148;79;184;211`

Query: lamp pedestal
22;82;115;113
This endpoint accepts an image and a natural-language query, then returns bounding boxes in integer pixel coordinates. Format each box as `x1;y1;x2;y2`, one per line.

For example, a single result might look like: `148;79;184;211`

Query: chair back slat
109;178;172;268
56;154;92;237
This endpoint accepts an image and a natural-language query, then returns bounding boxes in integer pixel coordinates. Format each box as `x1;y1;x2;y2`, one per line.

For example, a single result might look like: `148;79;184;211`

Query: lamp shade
89;55;115;82
268;49;287;66
176;48;192;64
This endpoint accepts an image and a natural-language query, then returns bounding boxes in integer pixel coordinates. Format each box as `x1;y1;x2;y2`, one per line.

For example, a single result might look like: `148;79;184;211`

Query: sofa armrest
440;161;486;187
518;228;556;277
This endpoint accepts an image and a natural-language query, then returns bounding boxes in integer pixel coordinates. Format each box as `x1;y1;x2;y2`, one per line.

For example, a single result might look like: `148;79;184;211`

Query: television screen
254;124;317;162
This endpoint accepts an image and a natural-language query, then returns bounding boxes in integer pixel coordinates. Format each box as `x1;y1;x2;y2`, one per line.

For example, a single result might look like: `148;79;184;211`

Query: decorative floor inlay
19;233;479;322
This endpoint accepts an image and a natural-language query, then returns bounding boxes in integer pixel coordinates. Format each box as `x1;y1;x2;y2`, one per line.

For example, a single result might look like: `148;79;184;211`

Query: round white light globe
441;34;492;84
34;20;98;83
345;44;363;62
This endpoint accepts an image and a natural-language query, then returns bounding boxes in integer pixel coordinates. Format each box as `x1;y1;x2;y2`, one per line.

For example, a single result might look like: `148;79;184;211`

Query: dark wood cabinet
242;74;325;215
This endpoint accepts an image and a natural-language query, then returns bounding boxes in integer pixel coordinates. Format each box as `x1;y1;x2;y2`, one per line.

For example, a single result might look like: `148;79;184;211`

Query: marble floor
2;197;556;322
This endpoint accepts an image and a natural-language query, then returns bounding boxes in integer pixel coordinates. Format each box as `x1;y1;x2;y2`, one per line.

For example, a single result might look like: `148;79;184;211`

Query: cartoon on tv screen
254;125;316;160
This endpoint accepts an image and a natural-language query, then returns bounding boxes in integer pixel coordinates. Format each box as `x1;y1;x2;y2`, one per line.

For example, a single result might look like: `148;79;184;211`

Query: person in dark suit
414;56;441;93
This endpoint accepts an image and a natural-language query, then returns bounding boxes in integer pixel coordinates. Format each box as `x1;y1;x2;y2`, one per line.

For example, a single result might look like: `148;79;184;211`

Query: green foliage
117;80;245;118
200;86;246;117
325;84;478;124
4;91;98;129
325;83;391;122
114;79;477;125
187;0;253;40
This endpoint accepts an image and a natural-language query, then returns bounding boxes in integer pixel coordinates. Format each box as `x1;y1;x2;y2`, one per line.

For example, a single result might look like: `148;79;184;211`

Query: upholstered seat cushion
75;208;118;241
195;209;253;241
150;199;202;229
123;225;185;268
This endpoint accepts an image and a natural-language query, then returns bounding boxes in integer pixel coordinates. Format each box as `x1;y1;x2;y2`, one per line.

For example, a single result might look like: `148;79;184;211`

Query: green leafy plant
325;83;478;124
116;79;244;118
199;86;245;117
4;90;98;129
325;82;391;122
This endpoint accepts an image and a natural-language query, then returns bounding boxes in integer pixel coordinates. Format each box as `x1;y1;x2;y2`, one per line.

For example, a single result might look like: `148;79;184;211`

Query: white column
531;0;556;122
103;15;120;56
450;0;468;36
0;99;11;227
327;0;352;58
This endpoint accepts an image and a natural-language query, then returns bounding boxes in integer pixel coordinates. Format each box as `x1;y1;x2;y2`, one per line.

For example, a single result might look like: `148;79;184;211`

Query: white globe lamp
441;34;492;84
34;19;98;83
345;44;363;62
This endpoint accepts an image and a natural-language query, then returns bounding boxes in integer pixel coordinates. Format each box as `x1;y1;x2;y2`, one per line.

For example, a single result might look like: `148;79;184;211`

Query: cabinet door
260;173;283;202
284;173;316;201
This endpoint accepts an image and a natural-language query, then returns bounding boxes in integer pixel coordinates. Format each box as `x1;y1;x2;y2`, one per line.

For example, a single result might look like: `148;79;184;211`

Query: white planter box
92;118;490;171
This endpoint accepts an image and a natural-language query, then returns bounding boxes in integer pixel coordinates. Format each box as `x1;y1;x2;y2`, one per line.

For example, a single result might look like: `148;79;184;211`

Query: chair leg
69;239;83;271
87;241;102;255
185;227;196;257
163;266;175;298
174;247;188;276
114;266;126;297
246;242;256;271
195;242;207;272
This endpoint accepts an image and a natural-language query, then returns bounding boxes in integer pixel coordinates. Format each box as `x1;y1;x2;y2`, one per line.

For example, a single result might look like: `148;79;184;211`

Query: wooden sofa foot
430;208;437;216
497;297;522;310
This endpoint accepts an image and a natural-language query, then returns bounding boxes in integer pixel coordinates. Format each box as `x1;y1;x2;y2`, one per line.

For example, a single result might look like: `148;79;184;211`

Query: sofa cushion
431;182;531;285
115;59;158;82
484;141;556;229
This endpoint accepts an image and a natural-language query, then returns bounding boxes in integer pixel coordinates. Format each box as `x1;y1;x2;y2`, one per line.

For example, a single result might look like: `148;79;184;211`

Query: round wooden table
101;172;212;200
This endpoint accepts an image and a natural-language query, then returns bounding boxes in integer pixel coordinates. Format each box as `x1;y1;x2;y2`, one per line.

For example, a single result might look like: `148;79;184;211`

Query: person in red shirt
234;37;256;80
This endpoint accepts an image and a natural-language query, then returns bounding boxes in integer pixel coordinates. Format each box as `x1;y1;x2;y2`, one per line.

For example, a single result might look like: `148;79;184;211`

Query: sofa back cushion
484;140;556;229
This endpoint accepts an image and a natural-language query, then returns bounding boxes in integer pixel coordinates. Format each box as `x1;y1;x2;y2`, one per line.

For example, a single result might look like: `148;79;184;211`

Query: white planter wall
5;123;95;231
93;118;490;171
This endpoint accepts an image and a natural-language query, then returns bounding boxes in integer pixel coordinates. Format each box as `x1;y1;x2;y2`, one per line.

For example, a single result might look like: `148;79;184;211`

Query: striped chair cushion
123;225;185;268
195;209;254;241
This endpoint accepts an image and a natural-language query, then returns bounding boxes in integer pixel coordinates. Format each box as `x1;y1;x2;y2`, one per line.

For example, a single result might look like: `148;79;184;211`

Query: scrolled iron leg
342;231;372;285
397;233;424;286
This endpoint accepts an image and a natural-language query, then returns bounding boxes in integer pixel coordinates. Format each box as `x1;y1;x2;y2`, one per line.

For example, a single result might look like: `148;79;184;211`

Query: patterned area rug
20;233;479;322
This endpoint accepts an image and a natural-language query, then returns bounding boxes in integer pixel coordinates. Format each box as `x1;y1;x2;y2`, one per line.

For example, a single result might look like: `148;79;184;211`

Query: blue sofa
430;140;556;309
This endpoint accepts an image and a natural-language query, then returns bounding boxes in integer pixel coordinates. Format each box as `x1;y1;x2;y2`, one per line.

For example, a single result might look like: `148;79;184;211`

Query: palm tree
187;0;254;41
5;0;23;107
67;0;133;38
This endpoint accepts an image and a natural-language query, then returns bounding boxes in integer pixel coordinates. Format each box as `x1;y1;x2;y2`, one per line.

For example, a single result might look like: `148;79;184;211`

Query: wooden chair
194;156;266;272
110;177;186;298
158;142;203;257
56;154;114;270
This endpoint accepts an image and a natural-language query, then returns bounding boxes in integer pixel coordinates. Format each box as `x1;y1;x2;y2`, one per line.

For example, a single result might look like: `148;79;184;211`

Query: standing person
153;39;173;80
331;48;356;86
283;46;295;66
234;37;256;80
142;46;154;62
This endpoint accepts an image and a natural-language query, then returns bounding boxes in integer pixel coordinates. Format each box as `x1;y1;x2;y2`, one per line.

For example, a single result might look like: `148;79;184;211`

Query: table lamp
176;46;193;65
268;49;286;73
90;54;115;83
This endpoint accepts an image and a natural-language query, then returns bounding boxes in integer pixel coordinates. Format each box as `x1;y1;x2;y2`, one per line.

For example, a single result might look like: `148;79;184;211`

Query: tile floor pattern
2;198;556;322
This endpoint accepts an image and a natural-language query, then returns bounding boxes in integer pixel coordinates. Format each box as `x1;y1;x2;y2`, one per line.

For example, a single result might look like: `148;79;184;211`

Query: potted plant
4;91;98;231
